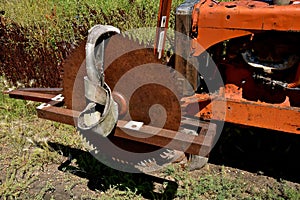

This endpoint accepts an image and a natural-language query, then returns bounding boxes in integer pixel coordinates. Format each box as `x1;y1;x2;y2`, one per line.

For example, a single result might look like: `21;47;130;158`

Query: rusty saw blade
62;29;185;173
104;32;182;131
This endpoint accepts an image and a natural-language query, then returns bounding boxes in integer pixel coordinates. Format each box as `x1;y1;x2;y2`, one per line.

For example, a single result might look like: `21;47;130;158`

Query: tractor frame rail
4;89;216;157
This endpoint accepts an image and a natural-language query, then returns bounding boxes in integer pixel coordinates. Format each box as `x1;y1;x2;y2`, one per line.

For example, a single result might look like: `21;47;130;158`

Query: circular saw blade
104;33;182;131
72;31;187;173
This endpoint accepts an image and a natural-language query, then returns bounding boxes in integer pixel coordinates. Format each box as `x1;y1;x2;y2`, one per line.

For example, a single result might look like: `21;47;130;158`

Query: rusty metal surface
183;89;300;134
16;88;63;95
106;48;182;132
175;9;198;94
37;104;78;125
191;0;300;56
62;34;164;111
116;120;214;156
154;0;172;58
36;103;215;156
5;90;63;104
8;84;300;135
61;39;87;110
68;33;182;132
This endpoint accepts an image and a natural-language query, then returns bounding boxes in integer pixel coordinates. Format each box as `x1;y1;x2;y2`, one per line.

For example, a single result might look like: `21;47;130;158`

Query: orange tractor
5;0;300;172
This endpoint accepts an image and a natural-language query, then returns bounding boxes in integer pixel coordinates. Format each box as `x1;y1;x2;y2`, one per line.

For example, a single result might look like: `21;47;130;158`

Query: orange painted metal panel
191;0;300;55
183;92;300;134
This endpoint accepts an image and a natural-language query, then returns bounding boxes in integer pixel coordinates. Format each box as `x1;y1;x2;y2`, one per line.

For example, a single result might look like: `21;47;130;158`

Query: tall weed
1;0;184;87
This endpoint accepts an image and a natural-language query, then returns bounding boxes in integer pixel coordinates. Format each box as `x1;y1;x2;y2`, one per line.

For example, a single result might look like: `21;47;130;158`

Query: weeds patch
0;0;184;87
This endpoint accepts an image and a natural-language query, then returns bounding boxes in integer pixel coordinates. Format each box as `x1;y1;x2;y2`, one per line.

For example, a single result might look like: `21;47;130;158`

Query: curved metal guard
77;25;120;137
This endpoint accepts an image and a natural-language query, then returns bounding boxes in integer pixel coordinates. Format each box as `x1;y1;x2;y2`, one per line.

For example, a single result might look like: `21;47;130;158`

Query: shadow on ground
210;123;300;183
46;123;300;198
47;142;178;199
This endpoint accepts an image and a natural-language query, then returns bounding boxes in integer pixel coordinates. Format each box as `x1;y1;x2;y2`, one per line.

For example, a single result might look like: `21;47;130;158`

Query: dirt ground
1;123;299;199
52;125;300;199
2;158;299;200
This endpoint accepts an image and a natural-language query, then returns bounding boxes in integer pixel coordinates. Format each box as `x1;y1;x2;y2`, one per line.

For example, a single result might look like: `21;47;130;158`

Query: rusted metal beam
214;99;300;134
37;104;78;126
154;0;173;58
184;94;300;134
17;88;63;95
9;87;300;135
36;104;215;156
4;90;64;104
116;120;215;156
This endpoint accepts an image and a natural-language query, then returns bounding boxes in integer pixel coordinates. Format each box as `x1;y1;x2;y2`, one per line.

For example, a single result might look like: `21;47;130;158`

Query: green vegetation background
0;0;182;87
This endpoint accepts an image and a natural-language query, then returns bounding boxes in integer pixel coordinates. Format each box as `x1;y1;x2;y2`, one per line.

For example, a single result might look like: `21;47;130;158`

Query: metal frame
4;89;216;156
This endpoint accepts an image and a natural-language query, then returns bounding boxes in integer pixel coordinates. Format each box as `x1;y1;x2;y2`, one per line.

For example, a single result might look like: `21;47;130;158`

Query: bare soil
2;124;299;199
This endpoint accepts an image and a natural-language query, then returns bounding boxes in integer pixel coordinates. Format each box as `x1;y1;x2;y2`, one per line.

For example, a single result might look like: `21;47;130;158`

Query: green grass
161;164;300;200
1;0;182;48
0;0;183;87
0;77;79;199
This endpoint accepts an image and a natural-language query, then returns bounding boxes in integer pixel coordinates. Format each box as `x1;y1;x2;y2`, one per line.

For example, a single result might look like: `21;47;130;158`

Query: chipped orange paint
183;84;300;134
191;0;300;56
180;0;300;134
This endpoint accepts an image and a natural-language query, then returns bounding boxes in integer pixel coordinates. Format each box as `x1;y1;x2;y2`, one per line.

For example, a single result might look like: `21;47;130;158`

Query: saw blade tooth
144;160;150;165
88;141;95;149
160;153;168;159
166;149;173;153
161;150;176;160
